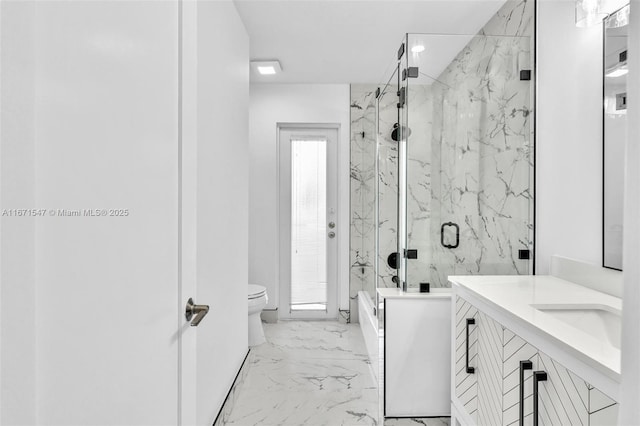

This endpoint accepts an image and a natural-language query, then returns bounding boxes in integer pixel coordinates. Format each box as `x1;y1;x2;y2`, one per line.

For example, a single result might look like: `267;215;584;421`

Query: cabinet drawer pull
465;318;475;374
519;360;533;426
533;371;548;426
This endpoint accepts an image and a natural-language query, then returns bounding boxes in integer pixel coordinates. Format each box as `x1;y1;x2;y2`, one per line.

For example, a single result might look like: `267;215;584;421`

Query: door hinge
402;67;419;80
404;249;418;259
397;43;405;60
518;249;531;260
397;87;406;108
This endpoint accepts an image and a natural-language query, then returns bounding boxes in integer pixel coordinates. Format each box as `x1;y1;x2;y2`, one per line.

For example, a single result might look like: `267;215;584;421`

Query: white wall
620;1;640;422
0;2;37;424
536;1;604;274
249;84;350;314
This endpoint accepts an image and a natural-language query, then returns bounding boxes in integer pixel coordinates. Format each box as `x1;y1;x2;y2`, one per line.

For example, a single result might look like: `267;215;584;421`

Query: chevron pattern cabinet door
476;311;504;426
502;329;538;426
452;296;619;426
455;296;479;422
589;388;618;426
536;351;594;425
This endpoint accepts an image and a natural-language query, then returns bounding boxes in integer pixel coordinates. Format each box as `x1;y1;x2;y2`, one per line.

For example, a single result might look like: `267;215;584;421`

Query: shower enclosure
398;29;535;292
350;0;535;320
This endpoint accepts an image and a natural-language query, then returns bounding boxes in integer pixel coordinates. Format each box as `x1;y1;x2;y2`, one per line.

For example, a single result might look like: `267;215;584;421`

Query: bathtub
357;291;379;381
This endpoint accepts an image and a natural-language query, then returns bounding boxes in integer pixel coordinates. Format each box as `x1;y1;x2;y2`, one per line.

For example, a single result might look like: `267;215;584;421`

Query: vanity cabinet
452;295;619;426
381;288;452;417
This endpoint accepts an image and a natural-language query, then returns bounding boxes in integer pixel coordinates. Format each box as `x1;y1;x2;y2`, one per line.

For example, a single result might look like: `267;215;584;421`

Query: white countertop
449;275;621;383
378;287;452;299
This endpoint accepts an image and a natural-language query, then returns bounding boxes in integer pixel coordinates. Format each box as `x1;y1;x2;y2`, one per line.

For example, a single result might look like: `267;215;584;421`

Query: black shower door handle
441;222;459;249
465;318;475;374
519;360;533;425
533;371;548;426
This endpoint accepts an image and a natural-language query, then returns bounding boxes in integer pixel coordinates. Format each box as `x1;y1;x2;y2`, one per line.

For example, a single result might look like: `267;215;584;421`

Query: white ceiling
234;0;506;84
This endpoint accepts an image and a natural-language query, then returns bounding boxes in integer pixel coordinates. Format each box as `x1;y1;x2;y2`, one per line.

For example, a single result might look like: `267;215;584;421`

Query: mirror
603;4;629;271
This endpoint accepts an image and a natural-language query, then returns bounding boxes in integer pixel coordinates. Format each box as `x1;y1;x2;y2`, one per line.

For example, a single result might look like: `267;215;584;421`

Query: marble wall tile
350;85;378;322
405;0;534;289
350;83;402;322
350;0;534;300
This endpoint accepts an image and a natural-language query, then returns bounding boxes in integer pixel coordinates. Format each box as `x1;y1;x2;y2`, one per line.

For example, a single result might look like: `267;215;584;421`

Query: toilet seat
248;284;266;300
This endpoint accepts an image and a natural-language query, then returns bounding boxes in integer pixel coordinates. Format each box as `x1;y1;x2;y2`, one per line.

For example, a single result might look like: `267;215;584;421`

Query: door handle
185;298;209;326
441;222;460;249
519;360;533;426
533;371;548;426
466;318;475;374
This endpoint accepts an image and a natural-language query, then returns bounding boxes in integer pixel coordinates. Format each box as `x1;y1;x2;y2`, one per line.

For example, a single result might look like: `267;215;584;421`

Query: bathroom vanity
450;259;622;426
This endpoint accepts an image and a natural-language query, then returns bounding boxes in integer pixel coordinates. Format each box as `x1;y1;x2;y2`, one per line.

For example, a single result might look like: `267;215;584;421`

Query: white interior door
1;2;249;425
180;2;250;425
278;125;339;319
1;1;181;424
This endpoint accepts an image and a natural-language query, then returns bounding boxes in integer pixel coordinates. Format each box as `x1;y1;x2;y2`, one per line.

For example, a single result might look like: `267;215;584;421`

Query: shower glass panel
399;4;535;289
376;68;401;292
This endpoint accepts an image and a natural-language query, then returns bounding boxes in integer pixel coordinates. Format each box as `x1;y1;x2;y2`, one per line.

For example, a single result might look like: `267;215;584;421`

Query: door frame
276;122;341;320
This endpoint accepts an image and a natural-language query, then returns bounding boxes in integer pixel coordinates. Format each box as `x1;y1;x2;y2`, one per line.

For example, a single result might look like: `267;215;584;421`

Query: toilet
248;284;268;346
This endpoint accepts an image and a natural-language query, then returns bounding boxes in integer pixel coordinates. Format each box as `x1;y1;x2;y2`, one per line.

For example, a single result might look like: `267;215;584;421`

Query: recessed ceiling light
606;67;628;78
411;45;425;53
257;66;276;75
251;60;282;76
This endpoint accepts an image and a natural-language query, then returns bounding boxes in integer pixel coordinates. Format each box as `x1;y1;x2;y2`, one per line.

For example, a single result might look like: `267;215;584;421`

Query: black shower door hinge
397;87;406;108
397;43;405;60
402;67;419;80
404;249;418;259
518;249;532;260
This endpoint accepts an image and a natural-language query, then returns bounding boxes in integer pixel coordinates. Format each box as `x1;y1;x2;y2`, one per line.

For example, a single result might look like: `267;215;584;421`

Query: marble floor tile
224;321;449;426
225;321;378;426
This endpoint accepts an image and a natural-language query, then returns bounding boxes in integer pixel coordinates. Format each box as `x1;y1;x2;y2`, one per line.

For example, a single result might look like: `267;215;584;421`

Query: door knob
328;222;336;229
328;231;336;238
185;298;209;326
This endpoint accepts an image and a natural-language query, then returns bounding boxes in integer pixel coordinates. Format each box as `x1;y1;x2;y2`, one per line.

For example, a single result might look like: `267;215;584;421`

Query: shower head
391;123;411;141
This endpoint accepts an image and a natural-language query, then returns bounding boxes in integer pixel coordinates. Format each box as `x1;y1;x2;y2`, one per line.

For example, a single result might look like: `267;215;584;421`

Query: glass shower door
400;24;535;288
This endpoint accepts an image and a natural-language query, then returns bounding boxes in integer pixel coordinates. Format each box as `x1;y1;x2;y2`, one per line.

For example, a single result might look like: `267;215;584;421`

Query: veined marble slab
349;0;535;307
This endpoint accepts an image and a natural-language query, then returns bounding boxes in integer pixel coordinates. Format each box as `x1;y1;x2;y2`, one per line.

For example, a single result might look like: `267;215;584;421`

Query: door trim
276;123;341;320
